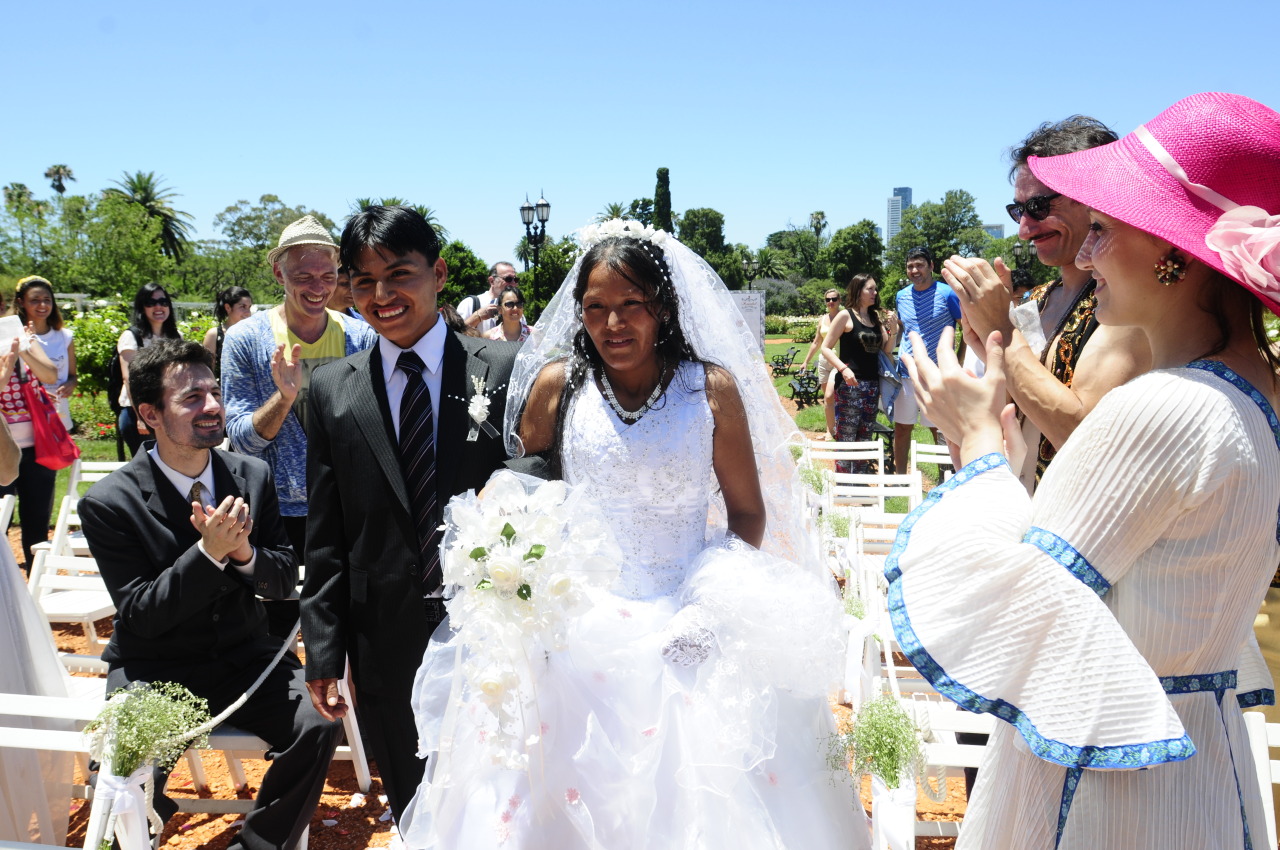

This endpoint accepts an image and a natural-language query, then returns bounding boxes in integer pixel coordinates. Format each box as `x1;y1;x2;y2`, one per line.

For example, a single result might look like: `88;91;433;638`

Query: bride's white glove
660;604;717;668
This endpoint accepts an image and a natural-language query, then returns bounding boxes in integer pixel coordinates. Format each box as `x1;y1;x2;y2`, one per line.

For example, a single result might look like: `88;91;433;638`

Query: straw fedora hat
1029;92;1280;314
267;215;338;266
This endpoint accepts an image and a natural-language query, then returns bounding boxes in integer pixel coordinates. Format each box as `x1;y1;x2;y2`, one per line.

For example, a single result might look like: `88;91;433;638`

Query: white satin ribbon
96;766;153;850
1133;124;1280;302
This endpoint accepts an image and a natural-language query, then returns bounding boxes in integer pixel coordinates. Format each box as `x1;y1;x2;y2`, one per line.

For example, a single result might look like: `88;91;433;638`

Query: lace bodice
562;360;714;599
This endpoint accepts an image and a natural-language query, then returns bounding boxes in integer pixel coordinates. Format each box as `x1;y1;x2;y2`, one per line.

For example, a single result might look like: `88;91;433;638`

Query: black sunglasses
824;297;840;303
1006;193;1061;223
496;275;519;284
147;297;172;307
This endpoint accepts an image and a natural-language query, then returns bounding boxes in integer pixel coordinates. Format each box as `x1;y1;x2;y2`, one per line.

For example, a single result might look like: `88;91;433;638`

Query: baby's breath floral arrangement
828;694;921;789
84;682;212;850
441;470;622;767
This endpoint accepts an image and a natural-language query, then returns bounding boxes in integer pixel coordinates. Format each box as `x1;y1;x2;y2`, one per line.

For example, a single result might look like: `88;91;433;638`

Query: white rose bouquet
440;470;621;767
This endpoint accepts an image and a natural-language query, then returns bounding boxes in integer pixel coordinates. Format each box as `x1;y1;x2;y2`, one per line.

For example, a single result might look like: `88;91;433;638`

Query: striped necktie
396;351;441;594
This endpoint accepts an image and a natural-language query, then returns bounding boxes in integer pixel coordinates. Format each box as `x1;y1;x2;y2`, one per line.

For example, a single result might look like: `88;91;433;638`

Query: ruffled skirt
399;540;869;849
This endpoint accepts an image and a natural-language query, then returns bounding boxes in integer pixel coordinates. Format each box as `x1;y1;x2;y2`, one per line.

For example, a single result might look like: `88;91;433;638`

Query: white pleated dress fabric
400;361;867;849
888;363;1280;850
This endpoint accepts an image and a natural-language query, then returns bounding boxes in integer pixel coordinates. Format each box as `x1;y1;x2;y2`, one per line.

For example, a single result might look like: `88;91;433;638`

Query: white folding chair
806;440;885;473
1244;710;1279;850
909;440;954;480
64;459;126;501
827;470;923;512
26;552;114;648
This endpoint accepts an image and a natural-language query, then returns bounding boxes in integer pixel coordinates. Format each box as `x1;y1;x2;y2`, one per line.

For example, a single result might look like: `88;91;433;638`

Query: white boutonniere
464;375;501;441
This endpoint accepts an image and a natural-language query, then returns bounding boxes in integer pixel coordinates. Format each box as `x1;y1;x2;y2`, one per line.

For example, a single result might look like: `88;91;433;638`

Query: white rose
546;573;572;596
487;555;523;590
482;472;528;514
477;670;506;698
533;479;569;509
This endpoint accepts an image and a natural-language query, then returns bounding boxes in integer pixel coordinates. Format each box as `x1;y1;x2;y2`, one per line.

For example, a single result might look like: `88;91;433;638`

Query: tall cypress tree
653;167;674;233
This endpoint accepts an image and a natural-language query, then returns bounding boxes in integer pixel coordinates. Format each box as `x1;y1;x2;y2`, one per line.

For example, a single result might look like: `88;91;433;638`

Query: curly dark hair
1008;115;1119;180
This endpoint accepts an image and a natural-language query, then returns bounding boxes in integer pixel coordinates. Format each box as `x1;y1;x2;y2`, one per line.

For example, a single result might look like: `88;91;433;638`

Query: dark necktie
397;351;441;593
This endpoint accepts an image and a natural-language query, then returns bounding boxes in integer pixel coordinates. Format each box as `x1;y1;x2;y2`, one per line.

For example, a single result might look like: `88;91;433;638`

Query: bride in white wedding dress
397;222;869;849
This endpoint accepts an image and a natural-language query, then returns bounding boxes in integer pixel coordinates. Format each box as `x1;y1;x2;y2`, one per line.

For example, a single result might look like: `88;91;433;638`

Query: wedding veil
502;221;823;577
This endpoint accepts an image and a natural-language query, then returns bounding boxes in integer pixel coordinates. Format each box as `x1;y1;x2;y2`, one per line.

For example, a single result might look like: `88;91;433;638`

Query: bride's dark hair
547;236;702;473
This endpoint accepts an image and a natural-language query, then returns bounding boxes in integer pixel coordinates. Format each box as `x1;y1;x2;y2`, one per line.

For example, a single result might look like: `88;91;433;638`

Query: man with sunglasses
459;261;519;334
940;116;1151;494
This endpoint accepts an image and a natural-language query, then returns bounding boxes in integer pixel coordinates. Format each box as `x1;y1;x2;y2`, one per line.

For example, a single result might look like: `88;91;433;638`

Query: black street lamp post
520;194;551;314
742;256;759;291
1011;240;1038;268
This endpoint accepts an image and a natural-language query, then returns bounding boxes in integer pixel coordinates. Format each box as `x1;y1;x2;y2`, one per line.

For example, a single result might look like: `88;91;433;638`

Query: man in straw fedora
222;215;377;556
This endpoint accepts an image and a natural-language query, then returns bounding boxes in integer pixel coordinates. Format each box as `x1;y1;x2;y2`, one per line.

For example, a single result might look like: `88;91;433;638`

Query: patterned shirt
896;282;961;363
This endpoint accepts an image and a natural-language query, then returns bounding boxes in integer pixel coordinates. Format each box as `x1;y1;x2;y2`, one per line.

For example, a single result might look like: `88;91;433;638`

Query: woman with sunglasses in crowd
202;286;253;379
117;283;181;456
890;92;1280;848
820;273;897;471
799;288;843;435
483;285;530;342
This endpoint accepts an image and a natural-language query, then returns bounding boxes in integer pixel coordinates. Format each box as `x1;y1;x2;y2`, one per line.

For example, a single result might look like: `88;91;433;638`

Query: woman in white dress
399;222;868;848
889;92;1280;849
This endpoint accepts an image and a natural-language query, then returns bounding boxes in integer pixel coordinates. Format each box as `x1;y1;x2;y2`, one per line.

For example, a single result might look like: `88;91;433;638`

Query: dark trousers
0;446;57;569
108;654;342;850
266;516;308;642
357;689;428;824
117;407;145;458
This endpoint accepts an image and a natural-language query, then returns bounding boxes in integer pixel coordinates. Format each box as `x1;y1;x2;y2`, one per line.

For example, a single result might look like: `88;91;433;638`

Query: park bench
770;347;799;376
789;373;821;407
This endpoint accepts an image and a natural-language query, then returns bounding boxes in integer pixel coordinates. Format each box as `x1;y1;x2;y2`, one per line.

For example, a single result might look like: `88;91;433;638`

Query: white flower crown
577;218;670;249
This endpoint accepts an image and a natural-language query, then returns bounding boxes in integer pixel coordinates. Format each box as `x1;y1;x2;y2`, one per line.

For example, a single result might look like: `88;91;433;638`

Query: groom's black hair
340;205;442;271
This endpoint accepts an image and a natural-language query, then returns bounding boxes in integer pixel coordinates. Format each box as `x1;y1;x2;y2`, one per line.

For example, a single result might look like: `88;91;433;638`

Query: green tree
810;211;828;247
521;235;579;319
765;228;823;280
44;165;75;196
627;198;654;226
103;171;195;262
820;220;884;286
439;240;490;308
982;234;1056;287
69;194;176;295
653;168;674;233
3;183;38;258
885;189;991;283
678;208;727;258
216;194;338;252
754;247;787;281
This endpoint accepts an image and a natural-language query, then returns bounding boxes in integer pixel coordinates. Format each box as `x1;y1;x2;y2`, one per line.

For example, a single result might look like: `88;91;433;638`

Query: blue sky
6;0;1279;270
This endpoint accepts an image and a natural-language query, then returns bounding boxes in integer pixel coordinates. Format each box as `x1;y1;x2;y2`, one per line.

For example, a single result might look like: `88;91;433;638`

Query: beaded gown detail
399;360;867;849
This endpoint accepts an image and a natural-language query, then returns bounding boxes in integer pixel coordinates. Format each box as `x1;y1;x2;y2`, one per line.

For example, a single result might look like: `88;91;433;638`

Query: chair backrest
1244;711;1280;850
829;470;923;512
807;441;884;469
66;459;127;500
909;441;954;474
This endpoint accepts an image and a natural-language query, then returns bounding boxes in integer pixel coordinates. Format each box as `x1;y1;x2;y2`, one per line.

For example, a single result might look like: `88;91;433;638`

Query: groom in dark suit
80;339;341;850
301;205;517;822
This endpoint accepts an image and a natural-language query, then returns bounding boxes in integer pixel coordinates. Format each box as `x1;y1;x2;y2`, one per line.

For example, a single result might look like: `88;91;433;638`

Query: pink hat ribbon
1134;124;1280;300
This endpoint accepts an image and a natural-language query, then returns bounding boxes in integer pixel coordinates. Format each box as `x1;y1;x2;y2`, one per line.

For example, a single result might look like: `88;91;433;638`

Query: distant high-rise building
887;196;903;242
887;186;912;242
982;223;1005;240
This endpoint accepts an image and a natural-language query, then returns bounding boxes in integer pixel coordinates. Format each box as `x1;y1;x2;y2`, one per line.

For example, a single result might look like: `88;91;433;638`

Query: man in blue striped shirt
893;246;962;471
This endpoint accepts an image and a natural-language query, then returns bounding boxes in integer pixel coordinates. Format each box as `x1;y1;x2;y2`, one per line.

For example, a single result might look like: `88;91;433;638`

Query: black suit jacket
79;449;297;683
301;330;517;698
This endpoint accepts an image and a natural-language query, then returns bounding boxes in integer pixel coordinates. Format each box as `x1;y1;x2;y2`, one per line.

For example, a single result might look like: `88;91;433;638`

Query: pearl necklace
598;361;667;423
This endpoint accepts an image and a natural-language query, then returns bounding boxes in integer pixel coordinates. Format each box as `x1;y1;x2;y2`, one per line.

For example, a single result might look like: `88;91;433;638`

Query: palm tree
44;164;75;195
754;247;787;280
103;171;195;261
350;197;450;241
596;202;628;223
3;182;34;213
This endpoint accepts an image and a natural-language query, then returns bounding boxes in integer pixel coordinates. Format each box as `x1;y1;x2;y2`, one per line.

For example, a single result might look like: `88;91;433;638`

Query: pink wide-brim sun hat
1028;92;1280;315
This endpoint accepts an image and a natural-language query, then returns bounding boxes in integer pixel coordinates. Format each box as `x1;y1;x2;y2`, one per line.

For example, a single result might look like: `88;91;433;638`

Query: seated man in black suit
80;339;341;850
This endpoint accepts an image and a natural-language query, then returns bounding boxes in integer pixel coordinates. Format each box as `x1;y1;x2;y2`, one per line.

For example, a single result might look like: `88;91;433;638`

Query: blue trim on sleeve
1186;359;1280;543
884;452;1197;770
1023;527;1110;598
1055;767;1083;849
1237;689;1275;709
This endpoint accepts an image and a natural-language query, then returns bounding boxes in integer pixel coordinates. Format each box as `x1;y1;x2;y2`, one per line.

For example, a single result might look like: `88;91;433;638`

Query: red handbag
19;368;79;470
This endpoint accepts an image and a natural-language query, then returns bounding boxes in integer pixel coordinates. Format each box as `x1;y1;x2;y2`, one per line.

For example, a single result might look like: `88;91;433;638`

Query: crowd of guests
3;90;1278;849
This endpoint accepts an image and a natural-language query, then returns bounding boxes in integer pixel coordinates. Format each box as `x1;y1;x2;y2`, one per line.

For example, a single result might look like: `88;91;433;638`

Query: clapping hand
271;343;303;402
0;339;19;385
942;256;1015;343
901;327;1022;468
190;495;254;563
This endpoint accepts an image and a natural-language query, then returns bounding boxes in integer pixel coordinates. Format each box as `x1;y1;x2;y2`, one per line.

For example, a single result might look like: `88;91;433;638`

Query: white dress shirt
148;447;256;576
379;318;446;445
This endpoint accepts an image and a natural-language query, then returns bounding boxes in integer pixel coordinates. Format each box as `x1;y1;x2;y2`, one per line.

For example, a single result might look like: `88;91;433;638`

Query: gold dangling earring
1154;250;1187;286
